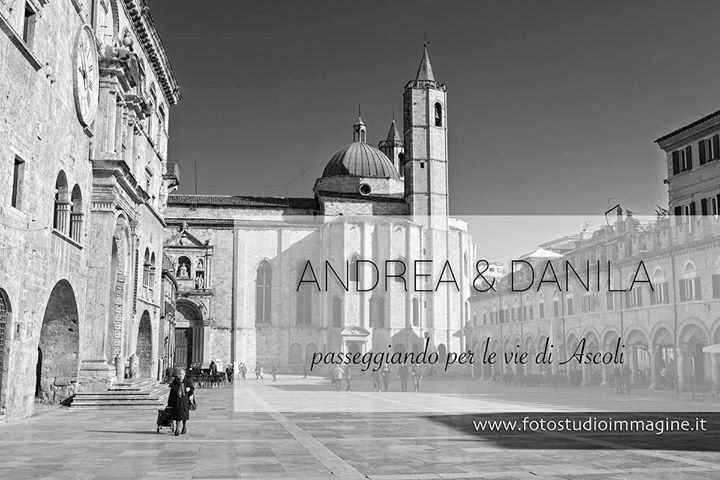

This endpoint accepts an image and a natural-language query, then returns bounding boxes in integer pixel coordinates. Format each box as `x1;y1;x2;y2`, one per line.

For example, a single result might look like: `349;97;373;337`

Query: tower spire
353;107;367;143
415;42;435;81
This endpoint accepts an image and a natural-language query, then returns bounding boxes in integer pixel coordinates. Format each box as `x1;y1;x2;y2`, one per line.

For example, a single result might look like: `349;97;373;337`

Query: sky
150;0;720;216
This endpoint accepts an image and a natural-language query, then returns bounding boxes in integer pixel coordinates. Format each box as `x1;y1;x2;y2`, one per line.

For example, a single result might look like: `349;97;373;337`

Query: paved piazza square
1;377;718;480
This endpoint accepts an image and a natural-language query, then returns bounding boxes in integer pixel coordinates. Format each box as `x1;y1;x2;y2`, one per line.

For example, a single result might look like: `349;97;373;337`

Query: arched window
349;254;360;284
176;256;191;279
370;296;385;328
305;343;318;366
296;284;312;325
434;103;443;127
149;252;156;289
412;297;420;327
332;296;342;327
53;171;69;234
0;289;11;399
538;292;545;319
143;248;150;286
256;261;272;324
69;185;83;243
288;343;302;364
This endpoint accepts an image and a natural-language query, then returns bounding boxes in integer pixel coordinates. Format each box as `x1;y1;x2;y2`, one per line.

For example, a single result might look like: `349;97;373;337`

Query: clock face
73;25;99;127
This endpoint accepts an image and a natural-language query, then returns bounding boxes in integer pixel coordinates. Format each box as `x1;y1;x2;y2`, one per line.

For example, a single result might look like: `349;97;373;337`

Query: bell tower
403;44;448;228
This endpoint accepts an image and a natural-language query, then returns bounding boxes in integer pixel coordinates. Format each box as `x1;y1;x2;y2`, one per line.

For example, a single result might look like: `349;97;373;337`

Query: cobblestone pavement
0;377;719;480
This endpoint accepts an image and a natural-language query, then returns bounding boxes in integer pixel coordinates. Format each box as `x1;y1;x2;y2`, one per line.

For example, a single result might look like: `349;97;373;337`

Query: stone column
711;353;720;385
649;349;658;389
601;362;608;386
629;345;638;385
581;362;589;386
677;348;685;387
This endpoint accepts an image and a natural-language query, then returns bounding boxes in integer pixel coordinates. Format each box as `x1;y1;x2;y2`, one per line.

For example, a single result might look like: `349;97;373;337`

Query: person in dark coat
168;368;195;436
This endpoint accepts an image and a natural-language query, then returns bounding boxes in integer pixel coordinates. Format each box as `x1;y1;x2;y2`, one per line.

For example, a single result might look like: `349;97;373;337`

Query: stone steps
70;378;169;409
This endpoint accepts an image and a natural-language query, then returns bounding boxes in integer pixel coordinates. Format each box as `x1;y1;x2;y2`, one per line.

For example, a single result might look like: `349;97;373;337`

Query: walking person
411;364;422;392
255;363;263;380
399;364;409;392
332;364;344;391
240;363;247;382
225;363;234;384
344;365;352;391
371;369;381;392
271;365;278;382
382;362;391;392
167;369;195;436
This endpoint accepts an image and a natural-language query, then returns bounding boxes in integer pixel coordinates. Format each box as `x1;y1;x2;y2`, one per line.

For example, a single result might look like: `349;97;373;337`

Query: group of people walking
330;363;423;392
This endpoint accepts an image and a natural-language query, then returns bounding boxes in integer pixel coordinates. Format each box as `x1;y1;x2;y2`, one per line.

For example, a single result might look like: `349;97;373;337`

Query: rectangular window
713;274;720;299
22;2;37;47
699;135;720;165
566;298;574;316
672;146;692;174
11;156;24;209
538;303;544;319
679;277;701;301
606;291;615;311
553;299;559;317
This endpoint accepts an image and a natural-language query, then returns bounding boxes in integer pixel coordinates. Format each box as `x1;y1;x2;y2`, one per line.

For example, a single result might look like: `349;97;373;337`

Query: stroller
156;406;175;434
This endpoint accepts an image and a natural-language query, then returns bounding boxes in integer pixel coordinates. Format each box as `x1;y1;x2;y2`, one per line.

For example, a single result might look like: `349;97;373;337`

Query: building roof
416;44;435;81
386;119;400;142
655;109;720;144
168;194;318;210
322;142;400;179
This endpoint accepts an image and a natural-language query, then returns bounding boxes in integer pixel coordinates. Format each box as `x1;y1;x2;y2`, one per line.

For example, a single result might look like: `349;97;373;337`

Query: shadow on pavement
426;412;720;451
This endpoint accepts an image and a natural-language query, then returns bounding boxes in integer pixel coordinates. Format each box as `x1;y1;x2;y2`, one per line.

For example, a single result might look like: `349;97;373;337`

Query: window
679;263;701;301
671;146;693;174
582;294;595;313
553;294;560;317
349;254;360;284
606;291;615;311
370;297;385;328
434;103;443;127
149;253;156;289
412;298;420;327
53;171;69;234
22;2;37;47
256;261;272;324
713;274;720;299
698;134;720;165
69;185;83;242
566;296;574;315
11;157;24;209
332;297;342;327
296;284;312;325
142;248;150;286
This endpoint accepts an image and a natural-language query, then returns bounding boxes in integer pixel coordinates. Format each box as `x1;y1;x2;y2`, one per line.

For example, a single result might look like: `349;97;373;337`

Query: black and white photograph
1;1;720;479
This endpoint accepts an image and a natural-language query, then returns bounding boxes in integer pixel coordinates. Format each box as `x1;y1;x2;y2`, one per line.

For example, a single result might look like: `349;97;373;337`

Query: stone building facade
164;47;475;373
0;0;180;420
468;211;720;390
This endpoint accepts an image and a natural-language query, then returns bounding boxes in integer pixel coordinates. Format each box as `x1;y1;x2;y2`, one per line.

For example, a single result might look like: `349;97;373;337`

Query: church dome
322;142;400;179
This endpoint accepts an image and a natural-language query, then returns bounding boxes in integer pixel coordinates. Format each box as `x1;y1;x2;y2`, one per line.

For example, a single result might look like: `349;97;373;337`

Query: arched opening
0;289;11;404
143;248;150;286
137;311;152;378
288;343;302;364
69;184;83;243
680;323;708;385
306;343;318;366
434;102;443;127
437;344;447;364
53;171;69;234
256;261;272;324
149;252;156;290
37;280;79;404
174;301;203;370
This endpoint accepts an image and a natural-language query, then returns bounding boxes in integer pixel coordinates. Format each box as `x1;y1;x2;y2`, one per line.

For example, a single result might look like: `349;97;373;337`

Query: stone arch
136;311;152;378
37;280;79;404
305;343;318;365
174;299;204;370
679;321;709;385
288;343;302;364
53;170;69;234
0;288;11;405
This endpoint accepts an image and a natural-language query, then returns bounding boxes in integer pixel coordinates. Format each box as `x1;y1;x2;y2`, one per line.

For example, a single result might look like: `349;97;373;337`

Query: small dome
322;142;400;179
